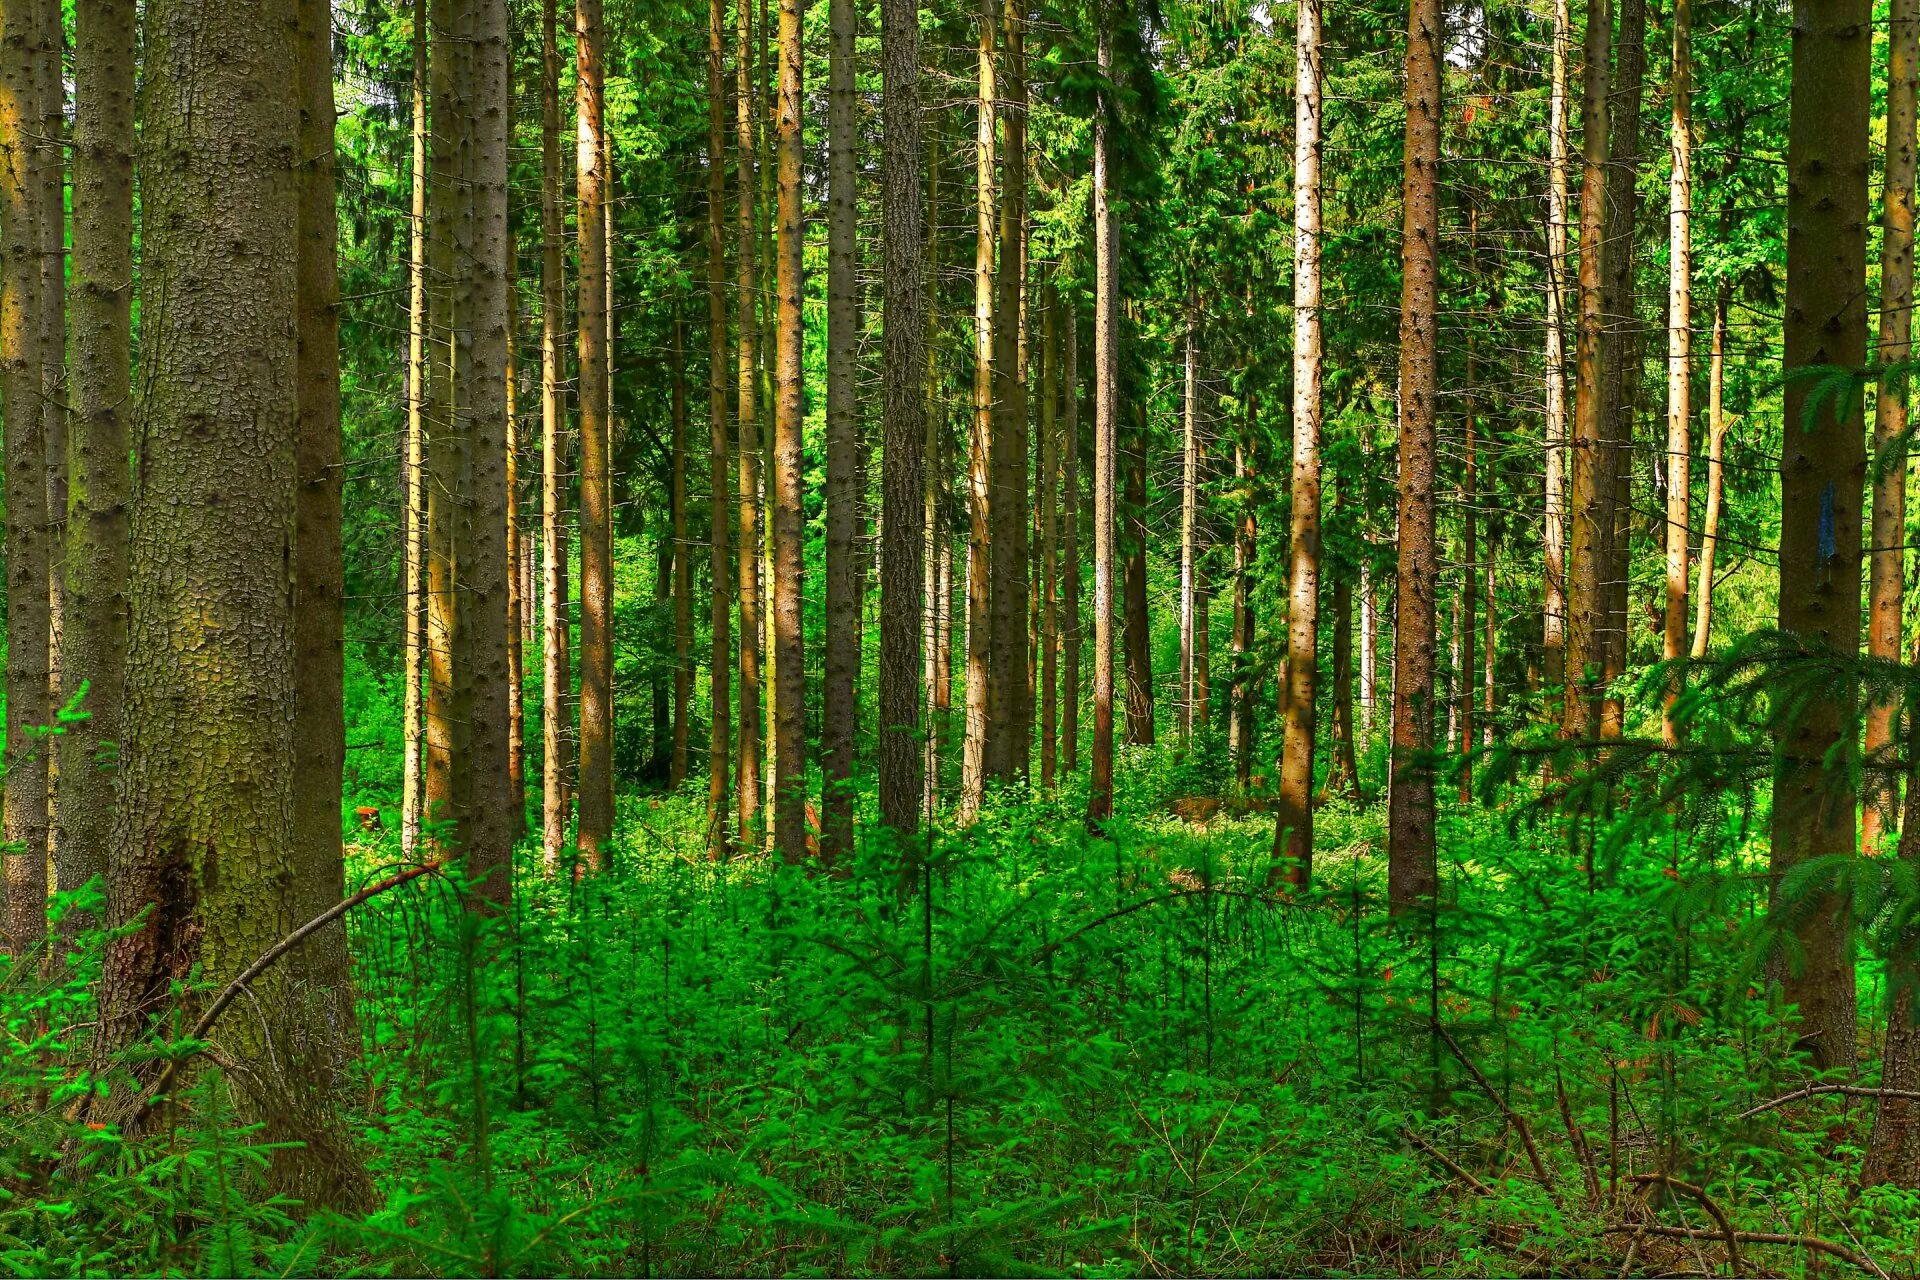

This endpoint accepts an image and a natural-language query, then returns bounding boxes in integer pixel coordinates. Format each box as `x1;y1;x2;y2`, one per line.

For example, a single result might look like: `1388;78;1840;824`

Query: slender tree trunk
1867;659;1920;1184
1179;316;1198;744
1564;0;1610;741
1062;298;1081;774
1661;0;1695;748
1867;0;1916;854
1276;0;1323;887
506;273;526;836
1458;384;1476;803
1231;398;1256;793
1040;284;1060;786
60;0;132;912
735;0;764;849
963;0;995;819
987;0;1029;783
923;135;944;810
1087;18;1116;825
1358;553;1374;731
1386;0;1442;911
404;0;429;858
1;0;48;954
38;0;64;871
1690;291;1728;658
1123;408;1154;745
1483;546;1496;746
705;0;731;853
1196;561;1210;731
292;0;354;1029
1772;0;1869;1073
1322;571;1358;801
821;0;858;858
1543;0;1570;694
770;0;808;862
672;311;692;790
879;0;926;835
99;0;367;1205
540;0;573;871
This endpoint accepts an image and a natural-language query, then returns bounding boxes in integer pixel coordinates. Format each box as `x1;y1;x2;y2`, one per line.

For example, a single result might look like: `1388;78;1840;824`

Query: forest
3;0;1919;1273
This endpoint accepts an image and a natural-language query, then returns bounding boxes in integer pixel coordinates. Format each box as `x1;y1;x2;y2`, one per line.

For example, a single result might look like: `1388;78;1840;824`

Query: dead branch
1433;1019;1561;1205
1601;1225;1888;1279
1630;1173;1738;1277
1732;1082;1920;1122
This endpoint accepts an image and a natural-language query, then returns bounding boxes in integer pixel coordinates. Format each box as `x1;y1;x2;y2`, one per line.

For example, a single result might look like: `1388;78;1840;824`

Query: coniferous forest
12;0;1920;1273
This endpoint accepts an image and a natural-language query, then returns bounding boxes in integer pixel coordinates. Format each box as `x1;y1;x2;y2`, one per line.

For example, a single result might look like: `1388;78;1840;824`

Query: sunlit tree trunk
1179;316;1198;744
987;0;1029;783
506;268;526;836
963;0;995;820
1458;380;1476;804
1386;0;1441;911
1062;298;1081;774
1230;394;1256;794
539;0;573;871
769;0;807;862
735;0;764;849
822;0;858;859
1040;284;1060;787
404;0;430;857
1773;0;1869;1073
1087;18;1116;825
38;0;64;870
1542;0;1570;693
60;0;133;913
705;0;731;854
923;137;945;809
1661;0;1695;748
1323;571;1358;802
1690;291;1728;659
1276;0;1323;887
1123;406;1154;746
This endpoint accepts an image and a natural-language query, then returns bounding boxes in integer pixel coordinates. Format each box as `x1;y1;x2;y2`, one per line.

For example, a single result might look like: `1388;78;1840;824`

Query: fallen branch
1630;1173;1738;1277
1433;1020;1560;1205
133;857;448;1123
1732;1082;1920;1121
1601;1225;1888;1279
1401;1126;1493;1196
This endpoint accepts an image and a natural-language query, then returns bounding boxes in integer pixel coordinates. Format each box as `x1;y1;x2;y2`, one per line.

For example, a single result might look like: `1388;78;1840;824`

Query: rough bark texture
1123;410;1154;746
1386;0;1441;911
1661;0;1694;748
575;0;613;873
770;0;807;862
963;0;995;820
403;0;429;857
292;0;355;1030
879;0;927;835
60;0;133;913
673;307;693;790
1275;0;1322;888
540;0;573;872
1772;0;1868;1074
38;0;64;879
1;0;47;954
1062;301;1081;775
1179;322;1198;743
1458;383;1476;803
98;0;367;1206
1087;20;1116;825
822;0;858;860
735;0;763;848
1230;400;1256;794
1866;0;1916;854
1690;292;1727;658
1040;286;1059;787
987;0;1029;783
705;0;731;854
1867;690;1920;1184
424;0;464;841
1542;0;1570;693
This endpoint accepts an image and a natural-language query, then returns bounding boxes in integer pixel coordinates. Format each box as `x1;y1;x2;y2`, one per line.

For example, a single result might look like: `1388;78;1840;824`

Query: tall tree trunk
963;0;995;819
879;0;926;836
1062;298;1081;774
769;0;807;862
1867;0;1916;854
1087;17;1116;825
404;0;430;857
1179;315;1198;744
1772;0;1869;1074
1;0;48;954
1123;408;1154;746
1231;395;1256;794
1323;571;1358;801
672;309;692;790
1195;562;1210;731
1866;656;1920;1184
822;0;858;860
923;135;944;809
705;0;731;852
1661;0;1695;748
540;0;573;871
1542;0;1570;693
1386;0;1441;912
735;0;764;849
292;0;354;1031
1458;383;1476;803
99;0;367;1206
1276;0;1323;887
574;0;613;872
1689;290;1727;658
1563;0;1610;741
506;274;526;836
1040;283;1060;786
987;0;1029;784
38;0;64;872
61;0;133;912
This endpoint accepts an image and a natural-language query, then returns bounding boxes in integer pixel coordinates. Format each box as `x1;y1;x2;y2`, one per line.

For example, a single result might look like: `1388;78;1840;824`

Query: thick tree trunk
403;0;429;858
987;0;1029;784
574;0;613;873
878;0;926;835
540;0;573;871
1689;291;1727;658
735;0;764;849
1661;0;1695;748
1866;678;1920;1184
963;0;995;820
706;0;731;853
1542;0;1570;694
38;0;64;873
60;0;133;913
822;0;858;859
99;0;367;1205
1276;0;1323;887
769;0;807;863
1386;0;1441;911
1123;410;1154;746
1;0;48;954
1087;19;1116;825
1866;0;1917;854
923;138;944;810
1772;0;1869;1074
1062;299;1081;774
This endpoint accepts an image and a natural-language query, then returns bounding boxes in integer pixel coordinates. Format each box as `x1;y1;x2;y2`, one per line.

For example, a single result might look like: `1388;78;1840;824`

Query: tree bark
403;0;428;859
1231;395;1256;794
770;0;807;862
1772;0;1869;1073
735;0;764;849
1061;299;1081;776
1087;18;1116;825
1458;378;1477;803
987;0;1029;784
1689;291;1727;658
38;0;64;876
879;0;926;835
706;0;731;854
540;0;573;872
1866;658;1920;1184
1867;0;1917;854
1386;0;1442;911
1661;0;1695;748
99;0;366;1206
1040;284;1060;787
1542;0;1570;694
60;0;133;915
963;0;995;820
1123;407;1154;746
822;0;858;860
1276;0;1323;887
1179;317;1198;744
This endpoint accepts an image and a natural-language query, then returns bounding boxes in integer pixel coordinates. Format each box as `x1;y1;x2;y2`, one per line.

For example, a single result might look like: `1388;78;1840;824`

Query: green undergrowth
4;740;1919;1276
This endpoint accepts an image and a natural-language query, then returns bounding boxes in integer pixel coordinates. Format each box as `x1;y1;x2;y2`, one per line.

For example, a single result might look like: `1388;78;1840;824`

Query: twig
1556;1062;1603;1207
1401;1127;1492;1196
1600;1225;1889;1279
1733;1082;1920;1121
132;857;448;1123
1631;1173;1739;1277
1433;1020;1561;1205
